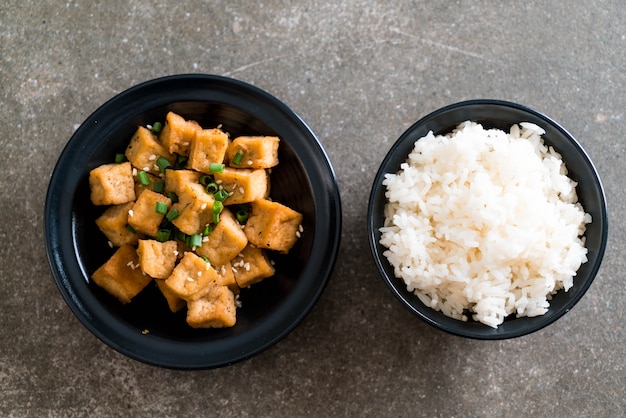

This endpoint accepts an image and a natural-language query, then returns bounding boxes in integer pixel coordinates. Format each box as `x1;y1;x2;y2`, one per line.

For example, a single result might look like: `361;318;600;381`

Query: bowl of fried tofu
44;74;342;369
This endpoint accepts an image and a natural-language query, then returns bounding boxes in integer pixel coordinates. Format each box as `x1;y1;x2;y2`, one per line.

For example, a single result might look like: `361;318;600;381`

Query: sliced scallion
138;170;150;186
153;181;165;193
205;182;218;194
151;121;163;135
209;162;225;173
115;153;126;163
232;150;243;165
156;229;171;242
214;189;229;202
167;191;179;203
155;201;168;214
156;156;172;172
236;207;249;224
200;255;211;265
212;201;223;224
202;224;213;236
125;224;136;234
176;155;188;169
188;234;202;248
165;208;179;222
199;175;213;186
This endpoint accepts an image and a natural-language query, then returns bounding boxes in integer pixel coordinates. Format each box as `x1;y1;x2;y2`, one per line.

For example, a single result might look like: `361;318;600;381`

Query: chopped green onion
156;156;172;172
212;201;223;224
156;229;171;242
176;230;187;242
151;121;163;135
155;201;168;214
209;162;225;173
166;208;180;222
200;255;211;264
188;234;202;248
153;181;165;193
115;153;126;163
125;224;136;234
175;155;188;168
236;207;249;224
167;191;179;203
232;150;243;165
205;182;218;194
138;170;150;186
202;224;213;236
199;175;213;186
214;189;229;202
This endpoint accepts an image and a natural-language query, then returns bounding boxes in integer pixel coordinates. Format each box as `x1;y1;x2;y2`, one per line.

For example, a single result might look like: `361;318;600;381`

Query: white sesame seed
239;187;245;194
187;277;194;282
128;210;134;217
107;240;113;248
296;231;301;238
247;160;253;165
244;262;251;271
299;225;304;233
132;168;137;176
173;250;179;256
197;271;202;277
202;236;209;242
216;180;222;184
149;154;157;161
201;203;207;210
183;141;190;146
143;166;150;172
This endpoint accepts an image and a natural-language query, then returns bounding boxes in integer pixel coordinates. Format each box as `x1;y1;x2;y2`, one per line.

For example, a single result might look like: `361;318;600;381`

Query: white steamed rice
380;121;591;328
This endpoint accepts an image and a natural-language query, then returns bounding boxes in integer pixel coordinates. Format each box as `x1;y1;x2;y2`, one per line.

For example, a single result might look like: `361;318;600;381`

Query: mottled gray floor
1;1;624;416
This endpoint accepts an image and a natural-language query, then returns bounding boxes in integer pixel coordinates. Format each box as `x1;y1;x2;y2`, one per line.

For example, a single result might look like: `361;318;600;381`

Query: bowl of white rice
368;100;608;339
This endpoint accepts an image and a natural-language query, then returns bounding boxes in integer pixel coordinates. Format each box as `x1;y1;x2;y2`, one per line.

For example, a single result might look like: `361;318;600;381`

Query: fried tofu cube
137;239;178;279
213;167;268;205
91;244;152;304
195;208;248;266
171;183;215;235
244;199;303;253
231;245;275;288
159;111;201;156
186;286;237;328
227;136;279;169
188;128;230;174
89;162;136;205
127;189;171;237
164;169;201;205
164;251;218;301
95;202;140;247
155;279;186;313
125;126;175;175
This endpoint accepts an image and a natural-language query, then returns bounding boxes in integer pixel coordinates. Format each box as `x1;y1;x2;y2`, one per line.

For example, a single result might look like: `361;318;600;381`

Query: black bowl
368;99;608;339
45;74;342;368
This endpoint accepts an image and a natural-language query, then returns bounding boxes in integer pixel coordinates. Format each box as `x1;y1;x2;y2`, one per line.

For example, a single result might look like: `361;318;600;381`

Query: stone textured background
1;1;624;416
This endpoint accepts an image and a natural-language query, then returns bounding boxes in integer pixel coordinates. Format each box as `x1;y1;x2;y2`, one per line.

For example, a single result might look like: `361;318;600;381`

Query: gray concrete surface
1;1;624;416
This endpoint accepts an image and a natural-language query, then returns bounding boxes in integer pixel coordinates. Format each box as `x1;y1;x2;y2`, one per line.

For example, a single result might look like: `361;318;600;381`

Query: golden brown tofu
171;183;215;236
244;199;303;253
91;244;152;304
188;128;230;174
127;189;171;237
89;162;136;206
227;136;280;169
137;239;178;279
231;245;275;288
186;286;237;328
95;202;140;247
159;111;201;156
155;279;186;313
164;251;218;301
213;167;268;205
214;261;239;294
195;208;248;266
164;169;201;205
125;126;175;176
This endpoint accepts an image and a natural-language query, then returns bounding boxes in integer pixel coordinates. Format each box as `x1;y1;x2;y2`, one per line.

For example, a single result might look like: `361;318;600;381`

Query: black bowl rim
367;99;608;340
44;74;342;368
